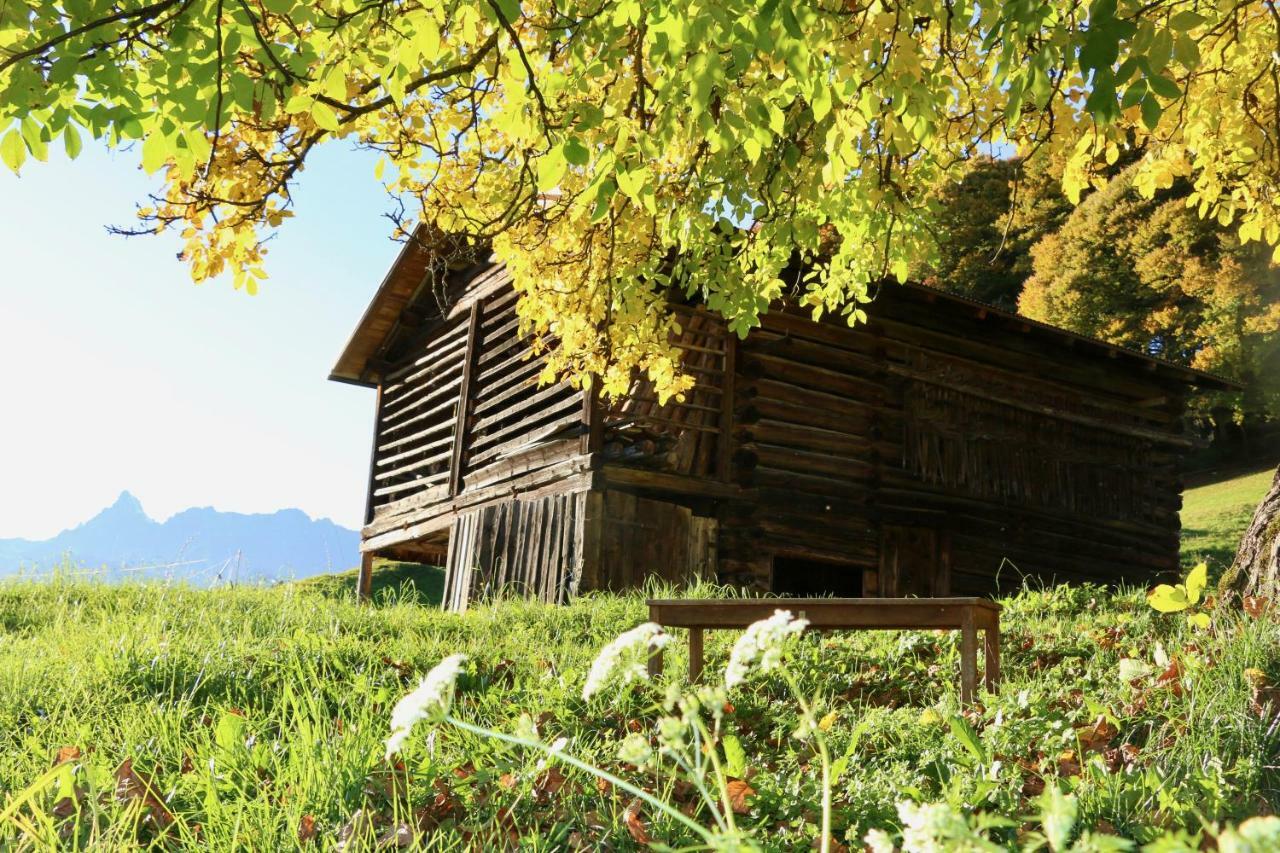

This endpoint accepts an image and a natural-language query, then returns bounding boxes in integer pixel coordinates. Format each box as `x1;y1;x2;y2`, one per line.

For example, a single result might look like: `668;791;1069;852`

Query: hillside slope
1181;466;1276;570
0;577;1275;848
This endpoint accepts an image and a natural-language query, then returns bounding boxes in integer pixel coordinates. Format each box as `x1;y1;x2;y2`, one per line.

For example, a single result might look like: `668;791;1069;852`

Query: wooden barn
330;236;1234;609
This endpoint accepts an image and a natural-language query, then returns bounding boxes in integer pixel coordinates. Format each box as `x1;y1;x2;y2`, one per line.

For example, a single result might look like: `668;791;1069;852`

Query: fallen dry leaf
623;798;652;845
1243;596;1272;619
377;822;415;848
1156;659;1184;696
725;779;755;815
54;746;81;765
114;759;175;832
298;814;318;844
1076;716;1118;753
535;766;567;801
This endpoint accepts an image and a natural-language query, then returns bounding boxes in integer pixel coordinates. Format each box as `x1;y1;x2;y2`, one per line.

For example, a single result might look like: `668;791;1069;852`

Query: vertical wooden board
576;490;604;594
448;304;482;497
880;525;940;597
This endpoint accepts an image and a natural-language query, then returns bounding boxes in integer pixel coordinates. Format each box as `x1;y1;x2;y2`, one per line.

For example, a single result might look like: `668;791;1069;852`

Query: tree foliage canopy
911;156;1071;310
1020;163;1280;416
4;0;1280;397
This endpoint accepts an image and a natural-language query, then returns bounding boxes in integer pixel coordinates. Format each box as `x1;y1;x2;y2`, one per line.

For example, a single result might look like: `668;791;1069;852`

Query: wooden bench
646;597;1001;703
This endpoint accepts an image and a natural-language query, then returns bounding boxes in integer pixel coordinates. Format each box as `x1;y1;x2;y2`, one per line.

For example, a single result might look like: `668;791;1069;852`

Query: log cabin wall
338;245;1226;607
719;287;1194;596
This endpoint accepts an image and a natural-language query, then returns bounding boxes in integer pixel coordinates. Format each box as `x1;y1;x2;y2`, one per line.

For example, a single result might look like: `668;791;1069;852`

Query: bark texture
1219;464;1280;601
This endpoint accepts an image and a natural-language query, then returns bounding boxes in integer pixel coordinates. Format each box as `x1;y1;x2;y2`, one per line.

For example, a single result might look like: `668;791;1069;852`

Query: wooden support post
688;628;704;683
647;641;664;678
357;552;374;602
717;335;737;482
960;609;977;704
448;303;482;497
580;375;604;456
984;624;1001;694
362;386;384;527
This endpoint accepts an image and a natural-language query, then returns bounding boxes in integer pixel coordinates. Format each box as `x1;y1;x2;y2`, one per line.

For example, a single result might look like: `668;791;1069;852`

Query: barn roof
329;233;1240;391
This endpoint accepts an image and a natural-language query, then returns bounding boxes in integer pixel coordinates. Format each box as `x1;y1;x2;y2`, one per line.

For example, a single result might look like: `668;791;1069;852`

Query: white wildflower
897;801;988;852
724;609;809;688
618;732;653;767
385;653;467;758
1220;816;1280;853
582;622;671;699
864;828;896;853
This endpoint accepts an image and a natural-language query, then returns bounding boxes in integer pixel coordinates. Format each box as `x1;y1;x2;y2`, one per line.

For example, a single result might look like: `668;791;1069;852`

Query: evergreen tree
915;157;1071;310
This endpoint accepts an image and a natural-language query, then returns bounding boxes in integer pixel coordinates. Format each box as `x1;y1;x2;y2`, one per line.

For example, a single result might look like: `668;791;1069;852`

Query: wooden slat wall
442;491;585;610
603;306;730;478
461;291;585;482
577;490;719;592
368;313;471;518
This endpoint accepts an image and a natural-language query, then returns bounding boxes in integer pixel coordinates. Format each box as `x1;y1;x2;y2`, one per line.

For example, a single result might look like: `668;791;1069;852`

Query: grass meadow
0;468;1273;850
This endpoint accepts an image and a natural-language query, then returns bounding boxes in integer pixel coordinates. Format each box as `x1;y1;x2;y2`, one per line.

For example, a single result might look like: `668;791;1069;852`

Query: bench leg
984;625;1000;694
960;612;977;705
688;628;704;683
647;642;664;678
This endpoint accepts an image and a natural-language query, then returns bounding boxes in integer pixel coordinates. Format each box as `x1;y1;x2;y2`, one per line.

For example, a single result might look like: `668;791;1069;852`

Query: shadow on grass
1180;531;1238;573
296;559;444;607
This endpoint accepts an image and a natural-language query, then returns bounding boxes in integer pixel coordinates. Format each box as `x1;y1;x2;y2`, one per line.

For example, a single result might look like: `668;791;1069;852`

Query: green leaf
285;94;312;114
1188;612;1211;630
1185;562;1208;605
1147;583;1188;613
1120;78;1148;109
1169;11;1207;31
589;178;616;223
563;137;590;167
722;734;746;778
311;102;340;131
413;16;441;60
141;131;169;173
947;715;987;765
19;116;48;162
1140;94;1163;130
0;129;26;173
615;165;650;201
1147;74;1181;99
536;144;566;190
1174;34;1200;68
62;124;83;160
1036;785;1078;852
493;0;521;22
322;65;346;101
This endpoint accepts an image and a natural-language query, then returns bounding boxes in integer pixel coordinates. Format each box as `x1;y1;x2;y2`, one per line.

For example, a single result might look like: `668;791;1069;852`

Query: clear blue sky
0;143;402;538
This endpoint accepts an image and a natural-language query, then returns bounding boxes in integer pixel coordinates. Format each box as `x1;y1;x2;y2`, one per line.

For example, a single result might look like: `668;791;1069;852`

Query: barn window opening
771;555;863;597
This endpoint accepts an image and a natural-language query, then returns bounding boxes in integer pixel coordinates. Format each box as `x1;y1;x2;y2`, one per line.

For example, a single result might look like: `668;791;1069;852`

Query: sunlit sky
0;143;402;538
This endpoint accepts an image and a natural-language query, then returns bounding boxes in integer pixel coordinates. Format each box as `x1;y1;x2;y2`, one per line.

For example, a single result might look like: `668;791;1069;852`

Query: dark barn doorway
771;555;864;597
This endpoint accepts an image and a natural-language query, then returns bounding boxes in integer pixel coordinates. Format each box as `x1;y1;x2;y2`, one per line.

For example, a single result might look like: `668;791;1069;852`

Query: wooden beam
357;552;374;602
717;334;737;482
448;303;482;496
581;376;605;455
363;385;384;526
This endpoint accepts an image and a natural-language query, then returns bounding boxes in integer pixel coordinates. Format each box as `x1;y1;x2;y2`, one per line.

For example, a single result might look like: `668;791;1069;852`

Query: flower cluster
725;610;809;689
385;654;467;758
581;622;671;700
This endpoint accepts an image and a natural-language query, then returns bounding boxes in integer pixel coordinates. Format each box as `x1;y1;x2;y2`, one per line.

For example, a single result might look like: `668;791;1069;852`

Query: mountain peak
107;490;146;516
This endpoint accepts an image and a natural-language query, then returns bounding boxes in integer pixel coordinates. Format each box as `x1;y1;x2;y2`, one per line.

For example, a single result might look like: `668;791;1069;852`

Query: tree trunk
1219;464;1280;601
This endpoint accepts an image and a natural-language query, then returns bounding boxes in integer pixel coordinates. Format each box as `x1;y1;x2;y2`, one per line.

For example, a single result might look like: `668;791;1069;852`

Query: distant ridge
0;491;360;584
